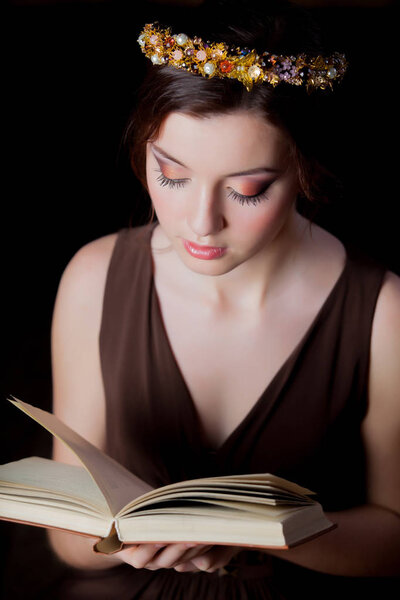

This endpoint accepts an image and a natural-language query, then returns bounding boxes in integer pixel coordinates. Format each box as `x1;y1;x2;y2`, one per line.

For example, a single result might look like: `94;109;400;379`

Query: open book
0;396;336;554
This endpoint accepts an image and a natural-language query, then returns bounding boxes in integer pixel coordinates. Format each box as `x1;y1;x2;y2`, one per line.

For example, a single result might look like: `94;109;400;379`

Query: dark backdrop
2;0;398;597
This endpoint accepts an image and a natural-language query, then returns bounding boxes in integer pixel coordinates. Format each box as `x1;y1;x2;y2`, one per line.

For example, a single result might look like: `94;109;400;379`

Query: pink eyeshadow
238;184;263;196
162;165;181;179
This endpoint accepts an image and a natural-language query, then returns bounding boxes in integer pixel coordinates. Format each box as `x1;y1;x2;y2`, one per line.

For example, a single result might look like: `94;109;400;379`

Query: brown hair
122;0;343;224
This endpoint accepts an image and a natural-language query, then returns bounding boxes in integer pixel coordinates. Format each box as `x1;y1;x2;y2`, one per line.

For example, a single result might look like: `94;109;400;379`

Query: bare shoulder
51;232;119;460
60;232;119;303
368;268;400;407
53;232;120;332
372;268;400;329
362;269;400;514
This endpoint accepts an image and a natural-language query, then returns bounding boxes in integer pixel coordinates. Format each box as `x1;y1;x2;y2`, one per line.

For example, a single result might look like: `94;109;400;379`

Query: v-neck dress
55;221;388;600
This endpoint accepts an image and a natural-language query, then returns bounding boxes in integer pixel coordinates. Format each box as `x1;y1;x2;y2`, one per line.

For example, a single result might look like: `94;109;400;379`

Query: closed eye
154;170;189;189
153;169;272;206
227;187;272;206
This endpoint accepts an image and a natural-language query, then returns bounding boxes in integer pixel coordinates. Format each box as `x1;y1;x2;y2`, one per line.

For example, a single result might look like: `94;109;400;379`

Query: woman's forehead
152;111;290;169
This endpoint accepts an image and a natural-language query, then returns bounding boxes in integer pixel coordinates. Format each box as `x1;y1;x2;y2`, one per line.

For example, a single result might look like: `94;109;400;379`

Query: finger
171;544;215;566
178;544;214;561
118;543;164;569
146;543;212;570
174;560;202;572
171;546;216;573
191;545;238;572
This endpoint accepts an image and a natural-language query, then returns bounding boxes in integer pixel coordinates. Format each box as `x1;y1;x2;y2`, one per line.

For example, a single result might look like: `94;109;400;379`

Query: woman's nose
187;189;224;238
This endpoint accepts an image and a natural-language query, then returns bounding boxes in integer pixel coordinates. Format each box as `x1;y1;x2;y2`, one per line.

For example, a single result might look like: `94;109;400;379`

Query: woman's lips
183;239;227;260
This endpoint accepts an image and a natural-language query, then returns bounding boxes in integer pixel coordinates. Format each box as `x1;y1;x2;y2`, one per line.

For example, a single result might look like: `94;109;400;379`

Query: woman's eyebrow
151;143;280;177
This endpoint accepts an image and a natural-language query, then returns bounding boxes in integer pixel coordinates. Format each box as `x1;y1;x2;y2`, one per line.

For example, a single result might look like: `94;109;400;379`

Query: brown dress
55;221;388;599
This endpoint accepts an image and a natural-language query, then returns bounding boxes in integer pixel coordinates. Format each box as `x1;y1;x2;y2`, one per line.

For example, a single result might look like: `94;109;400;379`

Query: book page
8;397;153;515
205;474;315;496
0;456;110;513
113;472;314;513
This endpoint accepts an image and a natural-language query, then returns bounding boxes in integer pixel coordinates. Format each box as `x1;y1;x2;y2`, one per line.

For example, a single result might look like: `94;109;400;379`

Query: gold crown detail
137;22;348;92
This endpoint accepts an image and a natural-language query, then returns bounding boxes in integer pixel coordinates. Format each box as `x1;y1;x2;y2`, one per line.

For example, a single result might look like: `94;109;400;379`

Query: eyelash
153;169;271;206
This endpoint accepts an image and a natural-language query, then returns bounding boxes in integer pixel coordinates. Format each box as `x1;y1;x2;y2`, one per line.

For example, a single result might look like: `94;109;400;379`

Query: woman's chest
155;291;321;450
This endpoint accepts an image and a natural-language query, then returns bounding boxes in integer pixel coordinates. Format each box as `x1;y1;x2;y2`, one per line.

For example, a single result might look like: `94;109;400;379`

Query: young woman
47;1;400;598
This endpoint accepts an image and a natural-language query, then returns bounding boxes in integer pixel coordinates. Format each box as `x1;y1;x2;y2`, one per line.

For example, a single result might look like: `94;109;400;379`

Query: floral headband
137;21;348;92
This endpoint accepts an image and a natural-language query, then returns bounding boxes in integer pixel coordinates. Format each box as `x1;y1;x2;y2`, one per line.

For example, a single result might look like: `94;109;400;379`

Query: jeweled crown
137;22;348;92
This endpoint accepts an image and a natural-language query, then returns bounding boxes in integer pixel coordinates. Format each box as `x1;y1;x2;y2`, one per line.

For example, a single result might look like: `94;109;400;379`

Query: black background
2;0;398;597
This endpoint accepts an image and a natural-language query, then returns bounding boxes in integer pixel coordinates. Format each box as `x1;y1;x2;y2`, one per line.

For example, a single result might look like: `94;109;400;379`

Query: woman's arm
46;235;215;573
47;233;125;570
258;270;400;577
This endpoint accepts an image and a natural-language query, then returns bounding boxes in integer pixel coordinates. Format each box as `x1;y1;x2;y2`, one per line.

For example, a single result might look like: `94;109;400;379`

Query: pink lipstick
183;239;226;260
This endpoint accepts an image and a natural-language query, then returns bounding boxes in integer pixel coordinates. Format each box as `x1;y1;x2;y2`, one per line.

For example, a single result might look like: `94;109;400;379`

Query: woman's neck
152;211;312;314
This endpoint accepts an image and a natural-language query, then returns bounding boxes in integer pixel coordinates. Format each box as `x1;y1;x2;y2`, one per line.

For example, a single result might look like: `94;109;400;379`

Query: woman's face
145;110;301;277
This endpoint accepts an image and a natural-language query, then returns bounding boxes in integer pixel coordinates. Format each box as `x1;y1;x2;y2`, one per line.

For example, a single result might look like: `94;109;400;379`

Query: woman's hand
117;542;243;573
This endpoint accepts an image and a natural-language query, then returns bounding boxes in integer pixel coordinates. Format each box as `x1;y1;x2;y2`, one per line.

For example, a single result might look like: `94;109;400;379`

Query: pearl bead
176;33;188;46
203;62;215;75
172;49;183;60
248;65;261;79
137;34;145;47
327;67;337;79
151;54;163;65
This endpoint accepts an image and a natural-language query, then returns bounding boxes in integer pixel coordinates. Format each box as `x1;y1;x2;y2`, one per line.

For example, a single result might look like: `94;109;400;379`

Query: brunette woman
47;1;400;598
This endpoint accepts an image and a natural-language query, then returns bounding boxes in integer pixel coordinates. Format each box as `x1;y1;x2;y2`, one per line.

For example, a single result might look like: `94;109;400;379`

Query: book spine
92;520;124;555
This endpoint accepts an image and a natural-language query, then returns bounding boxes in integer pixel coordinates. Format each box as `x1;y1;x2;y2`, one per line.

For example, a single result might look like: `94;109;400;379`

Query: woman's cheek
148;181;168;213
231;194;295;244
149;185;185;226
238;210;274;234
231;202;277;236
